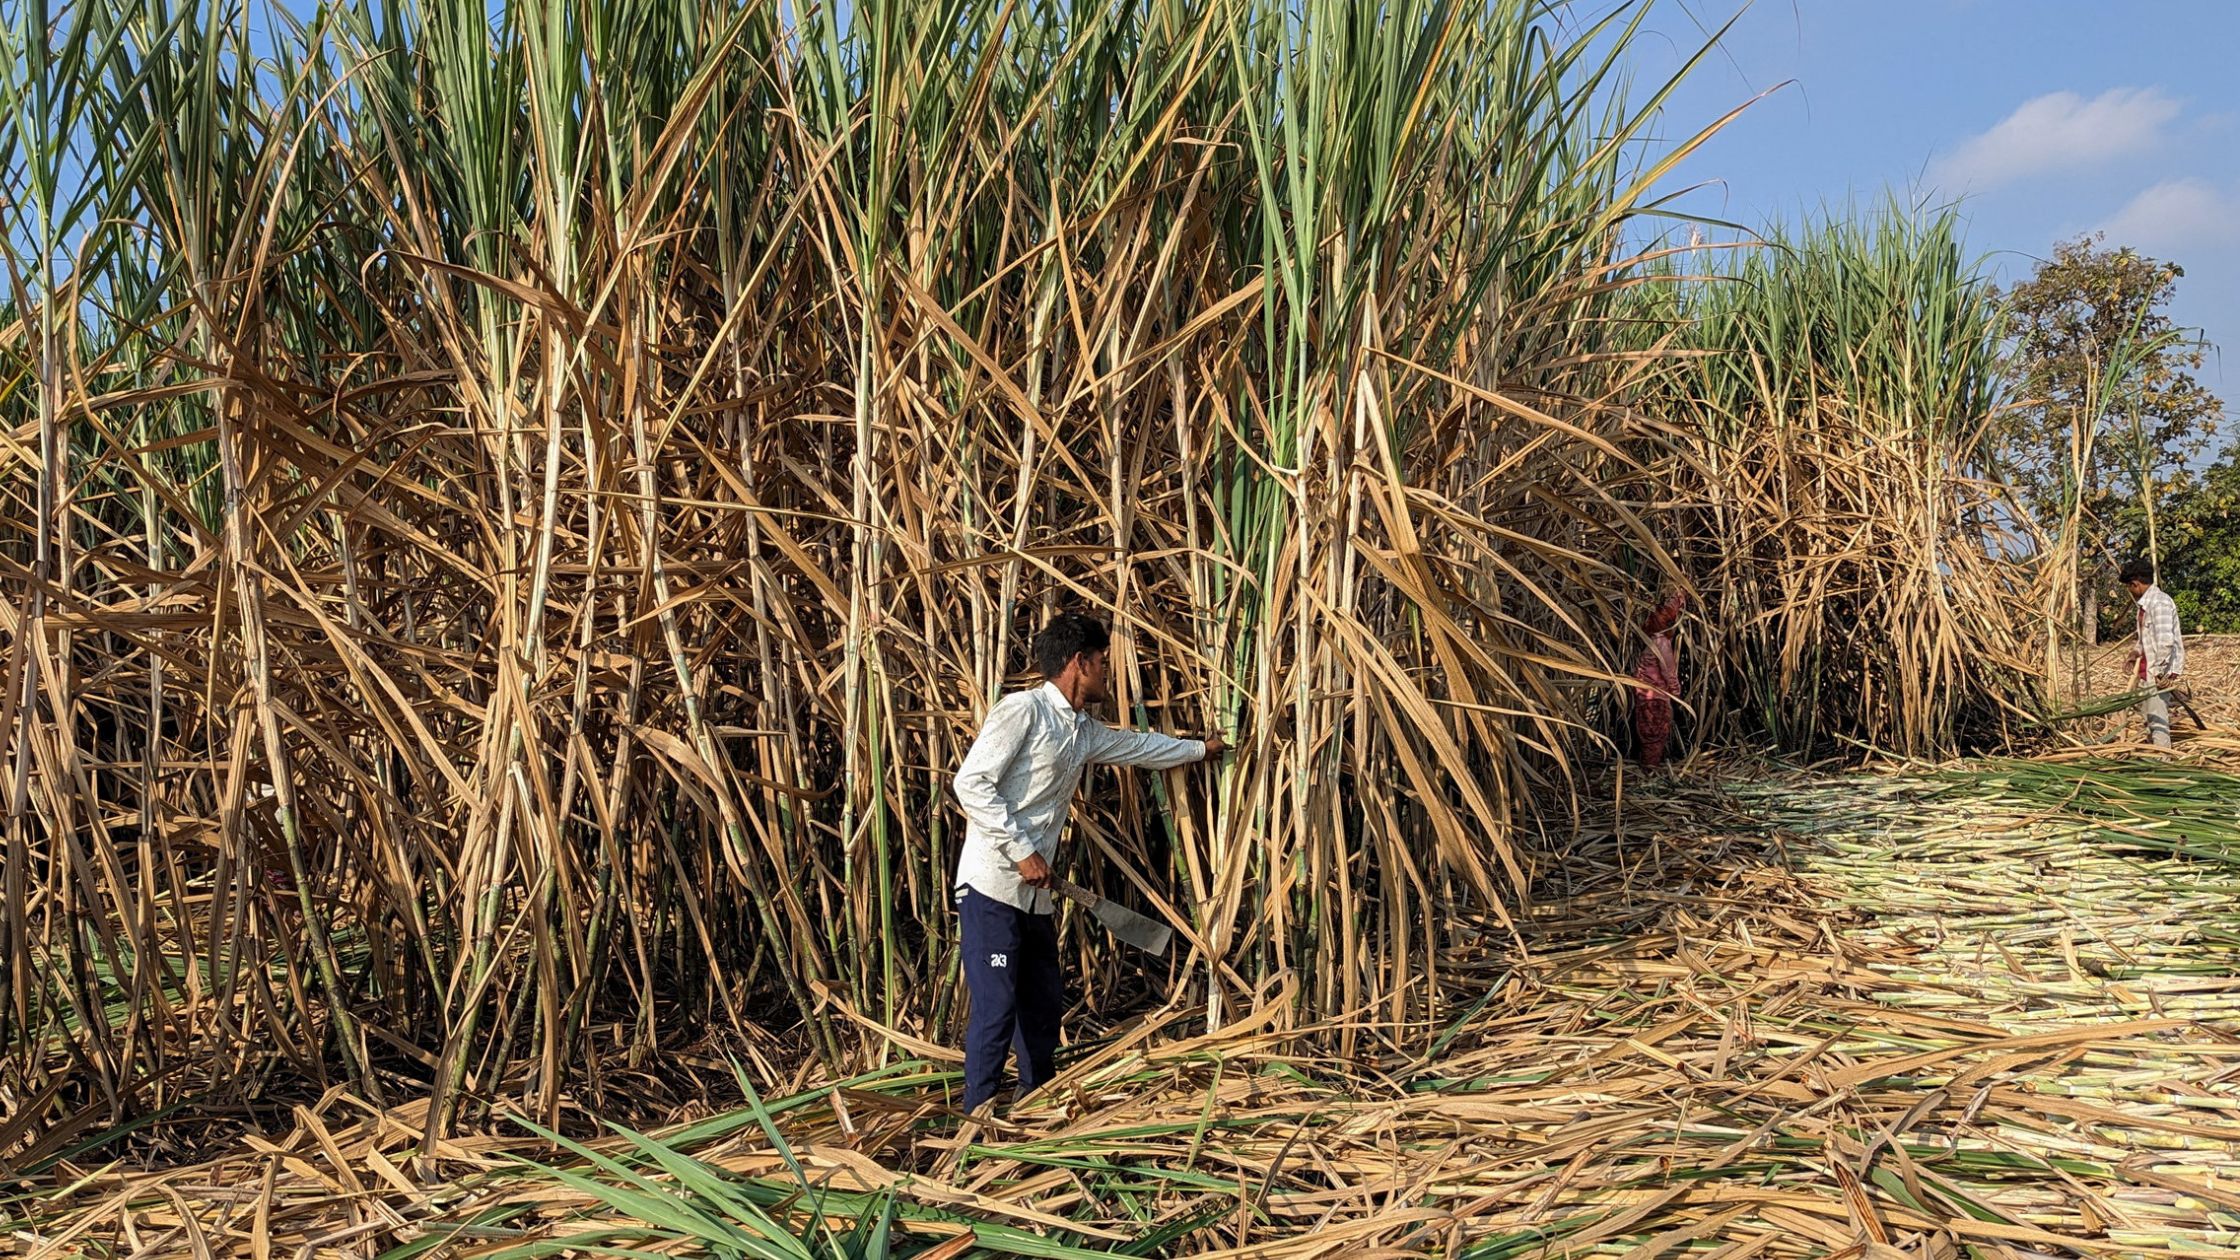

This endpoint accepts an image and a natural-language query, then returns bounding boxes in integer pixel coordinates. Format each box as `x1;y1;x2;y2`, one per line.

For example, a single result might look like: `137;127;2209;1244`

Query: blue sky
1628;0;2239;407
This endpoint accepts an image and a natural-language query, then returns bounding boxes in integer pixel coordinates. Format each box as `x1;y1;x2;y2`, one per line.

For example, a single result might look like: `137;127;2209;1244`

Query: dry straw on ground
10;758;2236;1258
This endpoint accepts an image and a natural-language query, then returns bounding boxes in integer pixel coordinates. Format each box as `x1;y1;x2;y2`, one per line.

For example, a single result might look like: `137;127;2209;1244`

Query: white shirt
2136;585;2185;679
952;682;1205;913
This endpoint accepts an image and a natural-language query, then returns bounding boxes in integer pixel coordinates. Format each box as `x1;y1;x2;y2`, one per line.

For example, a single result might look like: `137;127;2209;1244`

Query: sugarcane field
7;1;2240;1257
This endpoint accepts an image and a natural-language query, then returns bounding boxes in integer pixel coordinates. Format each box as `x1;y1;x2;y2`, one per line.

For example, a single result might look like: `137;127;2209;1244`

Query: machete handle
1049;876;1101;909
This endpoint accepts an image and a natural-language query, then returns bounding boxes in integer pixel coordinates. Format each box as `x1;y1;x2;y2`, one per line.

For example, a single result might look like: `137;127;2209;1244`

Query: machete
2169;685;2208;730
1051;876;1172;956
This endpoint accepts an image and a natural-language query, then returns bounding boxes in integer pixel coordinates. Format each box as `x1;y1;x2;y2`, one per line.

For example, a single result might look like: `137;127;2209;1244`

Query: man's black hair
1034;612;1110;677
2119;558;2156;586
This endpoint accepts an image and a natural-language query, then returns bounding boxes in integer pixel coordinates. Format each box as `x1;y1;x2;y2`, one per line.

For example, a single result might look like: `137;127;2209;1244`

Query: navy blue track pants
957;886;1063;1112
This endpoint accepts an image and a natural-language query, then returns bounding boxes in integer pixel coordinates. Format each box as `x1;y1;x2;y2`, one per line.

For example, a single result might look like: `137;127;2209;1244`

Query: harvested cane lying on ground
2030;685;2203;728
17;761;2239;1260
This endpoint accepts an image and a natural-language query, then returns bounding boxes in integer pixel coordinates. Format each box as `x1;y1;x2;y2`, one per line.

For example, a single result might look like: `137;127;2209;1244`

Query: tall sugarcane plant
0;0;2048;1155
1630;208;2040;757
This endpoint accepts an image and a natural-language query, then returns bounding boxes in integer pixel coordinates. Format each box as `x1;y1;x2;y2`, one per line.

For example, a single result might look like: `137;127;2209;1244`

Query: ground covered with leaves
8;753;2239;1259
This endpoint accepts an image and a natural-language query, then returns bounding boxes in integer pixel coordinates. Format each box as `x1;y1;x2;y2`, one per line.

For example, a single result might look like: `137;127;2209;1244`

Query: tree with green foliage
1994;235;2222;644
2148;447;2240;634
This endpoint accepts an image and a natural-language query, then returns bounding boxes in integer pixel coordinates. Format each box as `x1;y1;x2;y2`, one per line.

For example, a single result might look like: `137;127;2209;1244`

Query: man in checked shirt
950;612;1226;1114
2121;558;2186;750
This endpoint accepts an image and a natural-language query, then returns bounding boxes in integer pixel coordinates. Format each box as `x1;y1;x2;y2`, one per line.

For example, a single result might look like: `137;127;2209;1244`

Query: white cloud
2099;179;2240;252
1929;87;2181;190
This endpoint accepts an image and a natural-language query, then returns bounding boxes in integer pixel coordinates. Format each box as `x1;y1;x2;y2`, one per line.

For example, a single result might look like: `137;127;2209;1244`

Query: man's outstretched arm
1087;721;1225;768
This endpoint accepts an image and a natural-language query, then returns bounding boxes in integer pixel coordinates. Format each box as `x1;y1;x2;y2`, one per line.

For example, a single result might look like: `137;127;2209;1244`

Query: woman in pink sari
1632;593;1686;769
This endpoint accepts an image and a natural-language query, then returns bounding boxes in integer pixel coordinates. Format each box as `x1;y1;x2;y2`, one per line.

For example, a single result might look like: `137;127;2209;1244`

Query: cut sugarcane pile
1735;770;2240;1256
10;763;2238;1259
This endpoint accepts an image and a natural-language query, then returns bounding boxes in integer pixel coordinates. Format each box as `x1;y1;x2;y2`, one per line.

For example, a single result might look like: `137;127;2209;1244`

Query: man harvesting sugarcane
951;612;1226;1114
2121;558;2186;750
